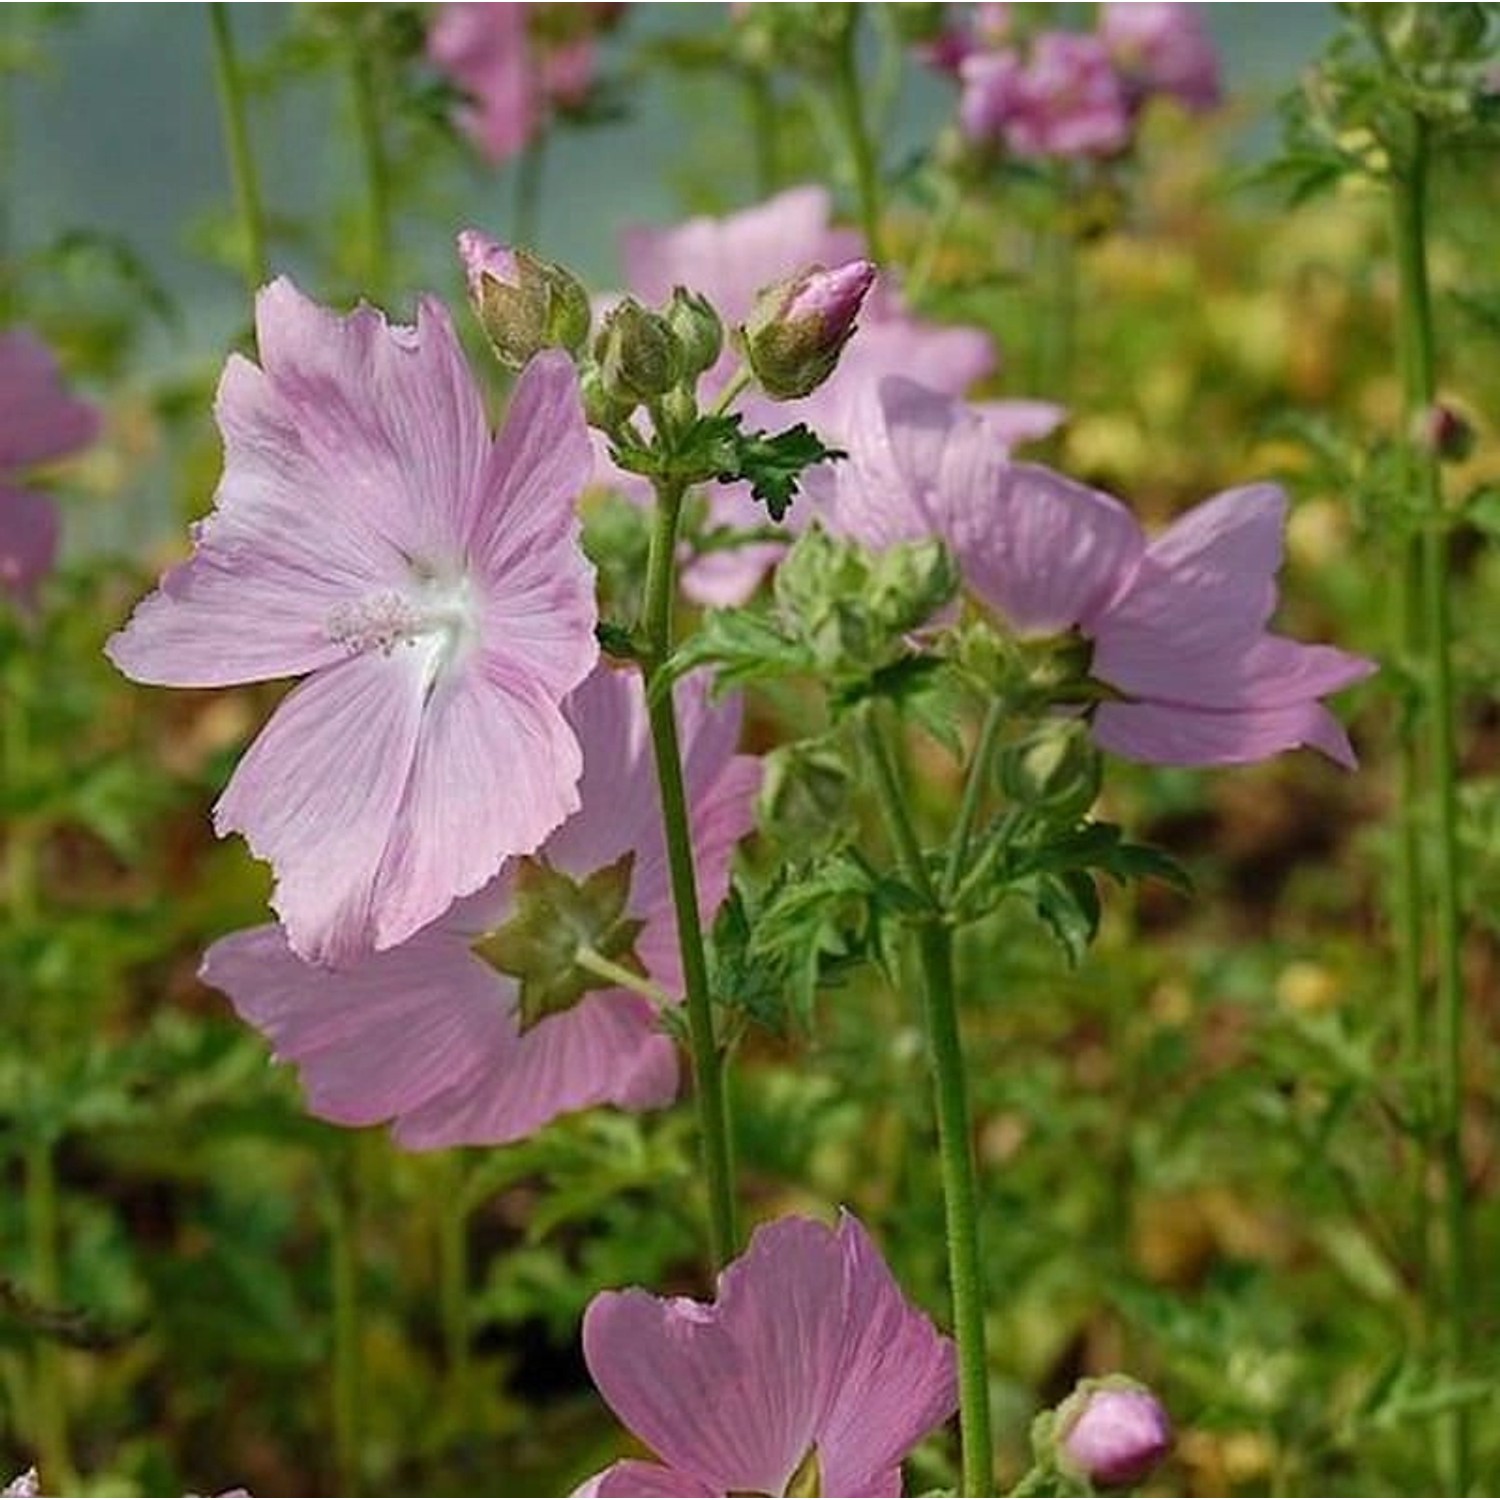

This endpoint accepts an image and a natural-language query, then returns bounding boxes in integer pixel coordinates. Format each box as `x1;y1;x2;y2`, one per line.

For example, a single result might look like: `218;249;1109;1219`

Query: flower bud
1416;402;1475;463
594;298;682;404
457;230;591;368
740;259;876;400
579;364;633;433
999;719;1102;822
1055;1378;1172;1489
664;286;725;381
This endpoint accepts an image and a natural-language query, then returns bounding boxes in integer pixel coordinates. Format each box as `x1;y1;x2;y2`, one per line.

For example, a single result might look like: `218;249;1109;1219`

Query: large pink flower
428;3;606;166
0;328;101;602
578;1213;957;1497
201;664;760;1148
108;279;598;966
815;377;1375;768
603;186;1014;605
1098;3;1222;115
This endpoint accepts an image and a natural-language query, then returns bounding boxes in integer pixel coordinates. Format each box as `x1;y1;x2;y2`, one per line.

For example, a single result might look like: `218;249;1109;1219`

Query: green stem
514;132;547;250
831;11;885;264
350;45;392;295
7;657;74;1490
1392;116;1469;1494
709;367;753;418
862;707;995;1497
208;2;270;294
942;700;1006;906
437;1162;469;1394
641;478;738;1270
576;946;675;1009
328;1152;363;1495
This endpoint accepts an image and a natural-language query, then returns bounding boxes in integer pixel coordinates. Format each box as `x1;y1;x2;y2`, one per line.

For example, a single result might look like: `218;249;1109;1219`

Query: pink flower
919;3;1013;75
577;1212;956;1497
427;3;607;166
0;329;100;602
107;279;598;966
1099;3;1222;115
201;664;759;1148
816;378;1376;768
606;186;999;605
1057;1379;1173;1488
960;33;1132;158
3;1471;37;1499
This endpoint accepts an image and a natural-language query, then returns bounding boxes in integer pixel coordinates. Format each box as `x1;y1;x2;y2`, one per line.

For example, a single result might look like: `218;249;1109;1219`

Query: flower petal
0;483;59;603
583;1217;848;1495
395;992;678;1149
213;651;426;966
818;1214;958;1497
574;1461;718;1497
1092;697;1363;769
202;924;504;1126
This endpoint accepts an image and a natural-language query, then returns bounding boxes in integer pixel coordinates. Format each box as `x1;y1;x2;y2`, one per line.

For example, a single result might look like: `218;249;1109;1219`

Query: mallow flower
812;377;1376;768
1098;3;1222;115
0;328;101;602
108;279;598;966
201;664;759;1148
604;186;1035;605
577;1212;957;1497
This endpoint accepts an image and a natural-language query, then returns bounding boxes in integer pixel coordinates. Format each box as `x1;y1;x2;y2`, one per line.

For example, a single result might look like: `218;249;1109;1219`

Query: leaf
1031;870;1100;967
715;421;844;521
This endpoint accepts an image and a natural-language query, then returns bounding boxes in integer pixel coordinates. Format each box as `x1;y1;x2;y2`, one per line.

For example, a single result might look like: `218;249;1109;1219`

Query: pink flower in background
108;279;598;966
819;377;1375;768
578;1213;956;1497
1099;3;1222;115
960;32;1132;158
428;3;610;166
607;185;1000;604
1056;1379;1173;1488
0;328;100;602
919;3;1012;76
202;665;759;1149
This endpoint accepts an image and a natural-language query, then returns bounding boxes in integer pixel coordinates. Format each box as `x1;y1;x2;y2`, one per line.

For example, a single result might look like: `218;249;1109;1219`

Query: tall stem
831;11;885;264
208;3;270;295
640;478;738;1269
328;1151;364;1495
7;657;74;1489
350;46;392;295
862;707;995;1497
1392;116;1469;1494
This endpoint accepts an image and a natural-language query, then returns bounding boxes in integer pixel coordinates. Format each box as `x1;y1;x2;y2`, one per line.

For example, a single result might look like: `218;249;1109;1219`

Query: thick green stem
862;708;995;1497
641;479;738;1270
350;46;392;295
1392;116;1469;1494
831;12;885;264
208;3;270;295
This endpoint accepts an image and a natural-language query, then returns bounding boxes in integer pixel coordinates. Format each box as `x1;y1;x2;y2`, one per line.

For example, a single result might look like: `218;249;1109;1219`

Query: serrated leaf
716;422;844;521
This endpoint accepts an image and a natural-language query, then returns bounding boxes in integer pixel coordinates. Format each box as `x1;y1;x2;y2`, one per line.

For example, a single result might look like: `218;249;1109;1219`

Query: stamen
325;590;429;654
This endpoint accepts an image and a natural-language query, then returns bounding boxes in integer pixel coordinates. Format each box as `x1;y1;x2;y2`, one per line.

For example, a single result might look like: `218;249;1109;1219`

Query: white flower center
325;565;477;687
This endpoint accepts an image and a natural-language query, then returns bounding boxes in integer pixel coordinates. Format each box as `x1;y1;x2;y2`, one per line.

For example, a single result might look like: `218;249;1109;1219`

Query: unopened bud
741;259;876;400
999;719;1101;822
457;230;591;368
595;298;682;404
579;364;633;433
664;286;724;381
1417;402;1475;463
1055;1378;1172;1489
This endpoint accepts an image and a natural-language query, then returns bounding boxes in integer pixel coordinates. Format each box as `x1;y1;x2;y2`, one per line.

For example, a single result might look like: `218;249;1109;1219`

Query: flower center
325;565;477;684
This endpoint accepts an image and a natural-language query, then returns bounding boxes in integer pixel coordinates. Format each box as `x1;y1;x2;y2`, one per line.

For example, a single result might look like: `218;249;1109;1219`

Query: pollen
325;590;430;654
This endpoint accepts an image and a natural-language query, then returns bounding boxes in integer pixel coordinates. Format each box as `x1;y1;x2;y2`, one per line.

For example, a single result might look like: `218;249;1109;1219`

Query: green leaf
714;421;844;521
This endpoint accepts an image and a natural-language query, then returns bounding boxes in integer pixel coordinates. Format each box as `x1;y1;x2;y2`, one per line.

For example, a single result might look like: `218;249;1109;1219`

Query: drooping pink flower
0;328;101;602
815;377;1376;768
604;186;1002;605
1099;3;1222;115
427;3;611;166
960;32;1132;158
202;664;759;1148
577;1212;957;1497
108;278;598;966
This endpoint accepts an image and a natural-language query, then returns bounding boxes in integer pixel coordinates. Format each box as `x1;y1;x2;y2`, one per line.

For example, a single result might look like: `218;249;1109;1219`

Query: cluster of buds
456;227;877;434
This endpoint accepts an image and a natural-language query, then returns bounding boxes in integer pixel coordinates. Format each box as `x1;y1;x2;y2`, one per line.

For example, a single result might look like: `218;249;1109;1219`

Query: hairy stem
641;478;738;1269
1392;115;1469;1494
862;707;995;1497
208;2;269;294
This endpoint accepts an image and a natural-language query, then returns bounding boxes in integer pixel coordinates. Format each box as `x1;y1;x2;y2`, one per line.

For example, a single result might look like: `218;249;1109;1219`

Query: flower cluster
0;328;100;603
947;3;1221;159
